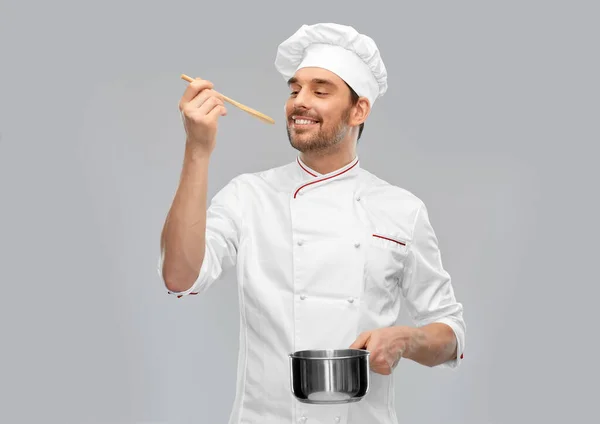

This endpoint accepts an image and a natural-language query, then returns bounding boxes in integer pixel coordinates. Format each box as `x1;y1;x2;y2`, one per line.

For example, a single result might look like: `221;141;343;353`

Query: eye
290;91;298;96
315;91;328;96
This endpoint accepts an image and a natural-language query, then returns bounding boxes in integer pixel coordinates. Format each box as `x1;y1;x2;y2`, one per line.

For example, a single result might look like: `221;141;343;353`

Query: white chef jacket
158;156;465;424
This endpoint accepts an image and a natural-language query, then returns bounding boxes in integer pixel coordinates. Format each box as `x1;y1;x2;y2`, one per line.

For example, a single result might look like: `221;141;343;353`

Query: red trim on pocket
372;234;406;246
460;353;464;359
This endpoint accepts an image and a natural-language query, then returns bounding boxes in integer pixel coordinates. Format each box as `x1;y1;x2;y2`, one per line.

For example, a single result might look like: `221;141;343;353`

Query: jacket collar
296;156;360;181
293;156;361;198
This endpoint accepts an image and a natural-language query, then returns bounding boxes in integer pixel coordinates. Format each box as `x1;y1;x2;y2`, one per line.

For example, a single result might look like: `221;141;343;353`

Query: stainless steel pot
288;349;370;404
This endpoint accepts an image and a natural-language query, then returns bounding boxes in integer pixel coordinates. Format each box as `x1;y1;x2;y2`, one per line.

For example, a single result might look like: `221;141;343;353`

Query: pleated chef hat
274;23;388;107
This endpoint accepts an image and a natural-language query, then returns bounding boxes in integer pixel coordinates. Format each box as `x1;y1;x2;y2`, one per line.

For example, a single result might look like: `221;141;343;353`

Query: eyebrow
287;77;337;88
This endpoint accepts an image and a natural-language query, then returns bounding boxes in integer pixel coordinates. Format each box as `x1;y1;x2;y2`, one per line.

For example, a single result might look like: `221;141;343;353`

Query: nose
293;87;312;110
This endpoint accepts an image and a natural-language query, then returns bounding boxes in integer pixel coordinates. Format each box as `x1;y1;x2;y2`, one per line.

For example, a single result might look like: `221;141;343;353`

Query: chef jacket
157;156;466;424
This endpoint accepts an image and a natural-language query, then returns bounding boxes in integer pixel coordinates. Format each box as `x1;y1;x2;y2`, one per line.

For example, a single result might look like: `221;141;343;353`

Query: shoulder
359;168;425;212
208;164;288;212
227;161;296;189
357;168;430;242
239;162;293;181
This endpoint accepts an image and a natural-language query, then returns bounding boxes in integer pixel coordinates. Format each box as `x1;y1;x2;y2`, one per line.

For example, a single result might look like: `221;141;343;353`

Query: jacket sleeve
157;176;242;298
400;202;466;368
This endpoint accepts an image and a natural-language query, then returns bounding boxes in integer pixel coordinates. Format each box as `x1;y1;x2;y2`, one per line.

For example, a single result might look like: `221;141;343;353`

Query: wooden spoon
180;74;275;125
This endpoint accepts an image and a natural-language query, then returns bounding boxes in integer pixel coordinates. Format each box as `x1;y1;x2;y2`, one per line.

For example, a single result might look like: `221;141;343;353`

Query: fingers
187;86;220;107
369;344;401;376
179;78;229;126
180;85;227;126
349;331;371;350
180;102;227;130
207;104;228;119
370;351;391;375
196;93;225;115
179;78;214;107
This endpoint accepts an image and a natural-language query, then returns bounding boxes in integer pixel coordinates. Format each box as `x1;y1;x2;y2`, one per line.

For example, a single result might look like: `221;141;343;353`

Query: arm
400;202;466;368
350;202;465;373
160;148;210;293
400;322;458;367
350;322;458;374
158;157;242;298
159;76;235;295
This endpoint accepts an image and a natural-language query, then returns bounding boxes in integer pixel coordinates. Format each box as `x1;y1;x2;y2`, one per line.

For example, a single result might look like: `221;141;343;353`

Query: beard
287;108;352;153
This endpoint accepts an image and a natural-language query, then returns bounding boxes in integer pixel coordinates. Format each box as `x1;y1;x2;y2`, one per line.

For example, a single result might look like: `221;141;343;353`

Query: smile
290;116;320;128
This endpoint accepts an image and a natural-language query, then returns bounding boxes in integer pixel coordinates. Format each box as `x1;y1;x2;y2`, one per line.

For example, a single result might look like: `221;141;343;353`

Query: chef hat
274;23;388;107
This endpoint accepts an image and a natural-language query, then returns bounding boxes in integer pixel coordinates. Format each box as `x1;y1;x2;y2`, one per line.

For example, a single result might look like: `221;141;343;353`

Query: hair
346;83;365;141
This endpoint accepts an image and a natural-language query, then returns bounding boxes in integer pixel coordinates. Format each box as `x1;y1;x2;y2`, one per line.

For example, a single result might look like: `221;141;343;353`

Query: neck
299;145;356;174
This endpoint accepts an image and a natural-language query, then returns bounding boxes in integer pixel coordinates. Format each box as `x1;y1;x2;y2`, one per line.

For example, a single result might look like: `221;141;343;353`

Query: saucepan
288;349;370;404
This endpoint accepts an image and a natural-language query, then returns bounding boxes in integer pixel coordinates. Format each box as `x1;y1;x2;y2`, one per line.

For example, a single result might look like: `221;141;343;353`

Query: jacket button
356;196;361;201
354;241;360;248
297;239;304;246
347;297;354;303
300;295;307;300
298;416;307;423
335;417;341;423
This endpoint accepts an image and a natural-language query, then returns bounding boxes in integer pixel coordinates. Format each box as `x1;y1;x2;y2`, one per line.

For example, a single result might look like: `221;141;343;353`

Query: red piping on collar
294;159;359;198
297;158;318;177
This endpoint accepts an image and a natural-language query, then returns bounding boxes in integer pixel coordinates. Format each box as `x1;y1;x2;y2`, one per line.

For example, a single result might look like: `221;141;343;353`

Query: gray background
1;0;598;423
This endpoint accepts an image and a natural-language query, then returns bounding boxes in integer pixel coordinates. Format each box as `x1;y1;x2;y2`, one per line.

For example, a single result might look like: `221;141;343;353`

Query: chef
159;22;465;424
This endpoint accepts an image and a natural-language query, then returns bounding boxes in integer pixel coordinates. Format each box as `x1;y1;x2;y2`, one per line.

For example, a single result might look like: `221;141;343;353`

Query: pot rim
288;348;370;360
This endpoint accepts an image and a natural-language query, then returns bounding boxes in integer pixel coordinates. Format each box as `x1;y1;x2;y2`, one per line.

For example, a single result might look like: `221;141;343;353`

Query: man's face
285;67;356;153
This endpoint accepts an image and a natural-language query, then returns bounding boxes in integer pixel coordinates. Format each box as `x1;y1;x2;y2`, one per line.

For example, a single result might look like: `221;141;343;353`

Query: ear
349;97;371;127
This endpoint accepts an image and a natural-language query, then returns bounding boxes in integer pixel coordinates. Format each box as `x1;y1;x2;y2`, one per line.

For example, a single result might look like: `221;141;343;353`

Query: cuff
432;317;465;369
157;254;201;298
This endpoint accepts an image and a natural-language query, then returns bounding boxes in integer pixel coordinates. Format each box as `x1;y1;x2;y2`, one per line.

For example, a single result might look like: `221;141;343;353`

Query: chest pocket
364;228;411;295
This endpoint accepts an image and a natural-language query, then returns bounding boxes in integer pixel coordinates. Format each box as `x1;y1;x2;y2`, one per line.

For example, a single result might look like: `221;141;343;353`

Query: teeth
294;119;317;125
